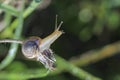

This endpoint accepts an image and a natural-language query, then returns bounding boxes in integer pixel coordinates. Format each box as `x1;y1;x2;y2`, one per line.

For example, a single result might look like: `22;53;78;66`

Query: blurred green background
0;0;120;80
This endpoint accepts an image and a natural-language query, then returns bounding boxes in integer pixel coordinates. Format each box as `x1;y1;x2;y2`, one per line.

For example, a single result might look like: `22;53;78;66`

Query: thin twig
0;39;23;44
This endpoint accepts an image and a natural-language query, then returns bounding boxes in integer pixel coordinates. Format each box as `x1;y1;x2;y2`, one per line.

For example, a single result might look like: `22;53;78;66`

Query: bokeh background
0;0;120;80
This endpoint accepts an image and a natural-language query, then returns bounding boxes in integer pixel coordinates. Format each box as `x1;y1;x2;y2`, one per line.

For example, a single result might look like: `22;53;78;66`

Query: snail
0;16;63;70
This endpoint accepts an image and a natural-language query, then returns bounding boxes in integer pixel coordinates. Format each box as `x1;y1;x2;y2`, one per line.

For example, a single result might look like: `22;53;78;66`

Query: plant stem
0;55;102;80
0;2;19;16
0;69;49;79
0;1;24;70
0;0;43;38
53;55;102;80
70;41;120;66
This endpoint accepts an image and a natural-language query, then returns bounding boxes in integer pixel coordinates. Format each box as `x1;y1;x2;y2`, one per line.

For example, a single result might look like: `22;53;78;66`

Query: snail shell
22;37;41;59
